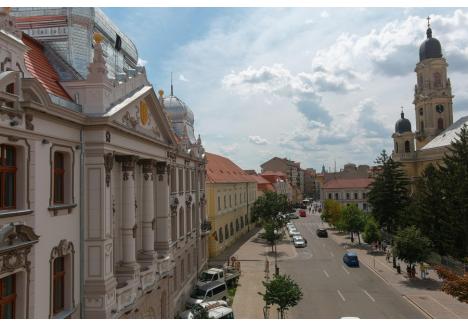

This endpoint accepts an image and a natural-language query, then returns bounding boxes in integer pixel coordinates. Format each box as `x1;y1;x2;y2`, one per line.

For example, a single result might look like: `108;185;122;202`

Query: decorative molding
104;152;114;187
49;239;75;318
105;131;111;143
25;113;34;130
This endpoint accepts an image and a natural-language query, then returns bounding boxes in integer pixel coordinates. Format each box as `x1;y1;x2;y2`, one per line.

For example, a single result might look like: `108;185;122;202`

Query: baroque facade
0;8;208;319
392;21;468;179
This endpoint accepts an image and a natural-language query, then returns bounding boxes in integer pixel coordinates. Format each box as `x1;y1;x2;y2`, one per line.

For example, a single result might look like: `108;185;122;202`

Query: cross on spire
170;72;174;96
427;16;431;28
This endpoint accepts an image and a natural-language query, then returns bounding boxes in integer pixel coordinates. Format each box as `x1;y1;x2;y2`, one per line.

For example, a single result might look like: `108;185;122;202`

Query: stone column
155;161;171;256
116;155;139;278
138;159;157;264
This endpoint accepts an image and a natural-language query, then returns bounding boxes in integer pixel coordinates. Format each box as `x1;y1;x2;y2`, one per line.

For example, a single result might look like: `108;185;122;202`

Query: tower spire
170;72;174;96
426;16;431;28
401;105;404;118
426;16;432;38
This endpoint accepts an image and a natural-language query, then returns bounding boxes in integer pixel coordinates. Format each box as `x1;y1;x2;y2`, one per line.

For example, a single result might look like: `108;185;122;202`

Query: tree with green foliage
251;191;289;224
321;199;342;227
259;274;303;319
394;226;432;269
363;215;382;245
437;125;468;258
411;164;455;256
368;150;410;235
261;221;283;252
341;204;366;244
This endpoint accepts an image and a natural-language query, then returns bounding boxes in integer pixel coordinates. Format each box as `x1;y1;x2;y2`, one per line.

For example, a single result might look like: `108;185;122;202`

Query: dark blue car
343;252;359;267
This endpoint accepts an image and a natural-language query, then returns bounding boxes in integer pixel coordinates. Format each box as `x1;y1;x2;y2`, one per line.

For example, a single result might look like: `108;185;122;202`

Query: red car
299;210;306;217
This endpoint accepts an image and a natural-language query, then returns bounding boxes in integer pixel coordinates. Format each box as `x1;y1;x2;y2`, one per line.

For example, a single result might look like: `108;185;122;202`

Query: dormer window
115;34;122;51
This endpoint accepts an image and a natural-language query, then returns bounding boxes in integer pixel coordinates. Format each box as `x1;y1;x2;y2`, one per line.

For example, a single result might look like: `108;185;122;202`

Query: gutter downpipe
79;127;85;318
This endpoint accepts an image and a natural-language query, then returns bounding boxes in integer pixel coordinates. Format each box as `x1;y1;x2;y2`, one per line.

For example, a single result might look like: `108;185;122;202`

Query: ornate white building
0;8;209;318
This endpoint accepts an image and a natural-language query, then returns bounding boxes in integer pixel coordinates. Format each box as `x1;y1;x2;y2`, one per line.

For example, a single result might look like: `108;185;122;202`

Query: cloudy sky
103;7;468;172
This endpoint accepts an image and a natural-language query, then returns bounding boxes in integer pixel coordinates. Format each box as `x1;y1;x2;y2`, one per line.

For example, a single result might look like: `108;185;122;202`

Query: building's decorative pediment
111;91;175;145
0;223;39;251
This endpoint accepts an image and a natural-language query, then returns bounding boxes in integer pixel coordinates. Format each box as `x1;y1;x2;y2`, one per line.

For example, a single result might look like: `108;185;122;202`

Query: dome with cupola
419;25;443;62
395;111;412;133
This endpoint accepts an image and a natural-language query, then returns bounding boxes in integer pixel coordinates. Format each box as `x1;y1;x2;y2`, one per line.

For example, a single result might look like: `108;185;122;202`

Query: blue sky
103;7;468;171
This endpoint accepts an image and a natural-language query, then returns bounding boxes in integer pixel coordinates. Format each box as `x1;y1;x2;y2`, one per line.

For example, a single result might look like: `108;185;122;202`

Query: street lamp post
274;229;279;275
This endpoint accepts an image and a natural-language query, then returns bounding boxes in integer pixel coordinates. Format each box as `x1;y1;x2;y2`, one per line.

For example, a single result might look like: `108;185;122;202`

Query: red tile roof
250;175;275;192
206;153;258;184
323;178;373;190
261;170;287;177
22;34;71;100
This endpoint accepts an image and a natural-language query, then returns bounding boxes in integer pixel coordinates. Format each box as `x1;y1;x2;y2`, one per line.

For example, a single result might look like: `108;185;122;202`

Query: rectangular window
170;168;176;193
53;152;65;204
178;169;183;193
53;257;65;314
0;145;16;210
185;169;190;192
354;193;358;200
0;274;16;319
346;193;350;200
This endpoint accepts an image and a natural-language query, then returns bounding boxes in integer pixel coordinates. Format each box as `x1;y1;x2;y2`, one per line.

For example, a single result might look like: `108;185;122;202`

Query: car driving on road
343;252;360;267
316;228;328;238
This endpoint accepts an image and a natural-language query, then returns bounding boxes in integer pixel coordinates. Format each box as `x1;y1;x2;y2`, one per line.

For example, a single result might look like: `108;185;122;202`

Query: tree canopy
321;199;342;226
368;150;410;234
394;226;432;267
259;274;303;319
251;191;289;224
363;215;382;245
341;204;366;243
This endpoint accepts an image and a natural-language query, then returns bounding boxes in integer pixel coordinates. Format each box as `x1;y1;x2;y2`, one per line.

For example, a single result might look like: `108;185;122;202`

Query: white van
180;300;234;319
186;280;228;307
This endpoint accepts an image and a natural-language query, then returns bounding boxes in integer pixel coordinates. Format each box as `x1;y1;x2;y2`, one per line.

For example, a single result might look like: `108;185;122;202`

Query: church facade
392;20;467;179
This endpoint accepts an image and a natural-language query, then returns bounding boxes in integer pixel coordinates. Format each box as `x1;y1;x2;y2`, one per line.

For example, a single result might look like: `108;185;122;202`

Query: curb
402;295;434;319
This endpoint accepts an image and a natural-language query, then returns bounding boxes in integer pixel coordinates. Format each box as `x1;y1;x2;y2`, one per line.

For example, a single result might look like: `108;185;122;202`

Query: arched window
6;83;14;94
433;72;442;87
179;207;185;237
230;222;234;235
186;205;191;233
395;142;399;153
420;121;424;132
405;140;410;153
236;218;239;232
171;212;177;241
225;225;229;239
218;227;223;243
192;205;196;231
438;118;444;130
419;108;423;116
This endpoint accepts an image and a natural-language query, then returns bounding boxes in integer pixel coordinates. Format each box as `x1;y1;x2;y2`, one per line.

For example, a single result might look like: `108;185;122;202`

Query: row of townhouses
0;8;210;318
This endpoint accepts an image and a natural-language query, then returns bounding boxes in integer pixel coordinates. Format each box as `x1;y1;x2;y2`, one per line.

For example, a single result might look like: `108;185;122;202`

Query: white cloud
248;135;269;145
320;11;329;18
137;58;147;66
219;143;239;156
179;74;189;82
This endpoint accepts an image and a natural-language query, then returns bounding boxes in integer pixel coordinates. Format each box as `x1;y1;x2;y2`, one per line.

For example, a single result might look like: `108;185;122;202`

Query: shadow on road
399;278;442;291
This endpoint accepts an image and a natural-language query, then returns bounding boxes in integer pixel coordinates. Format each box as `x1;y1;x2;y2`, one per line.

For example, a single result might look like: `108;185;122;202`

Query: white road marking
323;270;330;278
342;266;350;275
330;252;335;258
363;289;376;302
337;289;346;302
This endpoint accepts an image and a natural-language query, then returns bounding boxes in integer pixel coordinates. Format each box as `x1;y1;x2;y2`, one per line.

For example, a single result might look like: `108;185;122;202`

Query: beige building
0;9;209;319
260;157;303;203
261;171;293;203
322;178;373;212
205;153;257;258
392;22;468;179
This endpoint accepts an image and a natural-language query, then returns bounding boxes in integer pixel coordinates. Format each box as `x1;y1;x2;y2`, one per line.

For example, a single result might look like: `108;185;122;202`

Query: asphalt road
278;210;426;319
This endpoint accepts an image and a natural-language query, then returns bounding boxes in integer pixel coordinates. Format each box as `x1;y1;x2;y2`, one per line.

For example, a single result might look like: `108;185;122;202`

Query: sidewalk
210;228;297;319
326;226;468;319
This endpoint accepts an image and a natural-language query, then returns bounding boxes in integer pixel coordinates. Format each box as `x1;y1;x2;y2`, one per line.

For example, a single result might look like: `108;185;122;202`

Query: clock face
436;104;445;113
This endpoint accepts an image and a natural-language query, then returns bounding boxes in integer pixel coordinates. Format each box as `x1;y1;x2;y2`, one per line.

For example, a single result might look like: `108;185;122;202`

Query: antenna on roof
170;72;174;96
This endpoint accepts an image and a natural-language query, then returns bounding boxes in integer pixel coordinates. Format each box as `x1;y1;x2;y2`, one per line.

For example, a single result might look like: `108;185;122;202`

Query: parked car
292;235;306;248
343;252;360;267
287;213;299;220
316;228;328;238
180;300;234;319
186;281;228;308
289;230;301;237
197;267;240;288
299;210;306;217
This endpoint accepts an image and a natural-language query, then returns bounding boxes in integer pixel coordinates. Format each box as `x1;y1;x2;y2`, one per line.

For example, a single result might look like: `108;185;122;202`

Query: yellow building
205;153;257;257
392;22;468;179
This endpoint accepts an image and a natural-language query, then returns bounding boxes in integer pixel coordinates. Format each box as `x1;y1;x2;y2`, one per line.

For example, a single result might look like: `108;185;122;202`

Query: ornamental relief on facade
116;100;164;141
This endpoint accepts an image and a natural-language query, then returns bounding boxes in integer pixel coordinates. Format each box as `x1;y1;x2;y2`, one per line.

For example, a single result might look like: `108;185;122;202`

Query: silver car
293;237;306;248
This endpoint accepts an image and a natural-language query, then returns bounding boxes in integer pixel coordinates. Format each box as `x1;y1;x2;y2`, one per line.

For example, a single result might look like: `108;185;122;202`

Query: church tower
413;17;454;149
